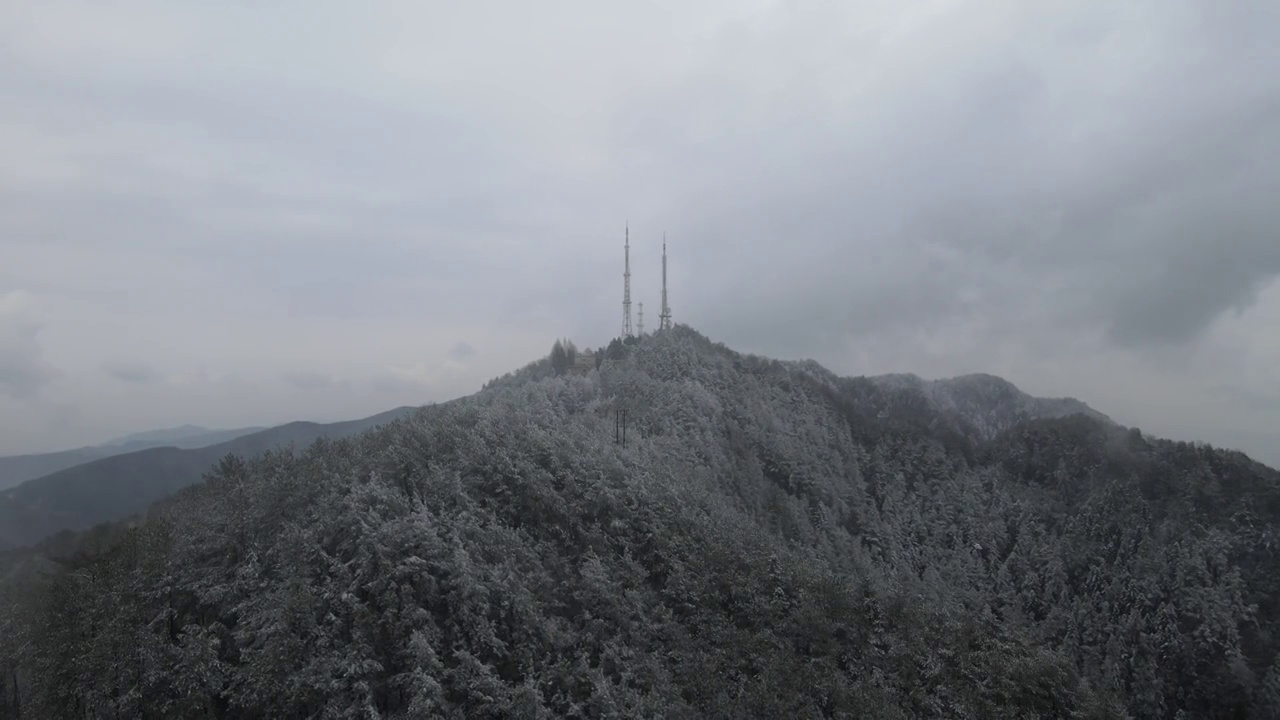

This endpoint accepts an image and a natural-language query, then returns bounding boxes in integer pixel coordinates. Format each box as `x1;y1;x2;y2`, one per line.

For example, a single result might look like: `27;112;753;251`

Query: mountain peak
859;370;1112;441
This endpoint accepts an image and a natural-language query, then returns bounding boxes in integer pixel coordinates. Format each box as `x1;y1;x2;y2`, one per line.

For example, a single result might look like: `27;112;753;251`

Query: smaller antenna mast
659;232;672;331
638;302;645;336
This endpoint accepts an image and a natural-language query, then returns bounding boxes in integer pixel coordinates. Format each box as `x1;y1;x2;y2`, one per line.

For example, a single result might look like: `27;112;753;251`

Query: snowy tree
3;325;1278;718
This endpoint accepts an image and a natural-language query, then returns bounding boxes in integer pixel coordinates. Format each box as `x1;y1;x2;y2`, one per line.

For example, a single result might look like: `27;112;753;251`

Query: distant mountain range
0;407;417;550
0;425;266;492
98;424;267;449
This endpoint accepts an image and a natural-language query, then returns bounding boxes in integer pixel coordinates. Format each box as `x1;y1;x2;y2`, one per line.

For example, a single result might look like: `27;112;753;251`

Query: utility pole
614;407;628;447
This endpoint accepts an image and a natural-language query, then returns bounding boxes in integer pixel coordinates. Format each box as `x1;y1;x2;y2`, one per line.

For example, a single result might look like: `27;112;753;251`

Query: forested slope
0;426;263;493
1;326;1277;718
0;407;418;550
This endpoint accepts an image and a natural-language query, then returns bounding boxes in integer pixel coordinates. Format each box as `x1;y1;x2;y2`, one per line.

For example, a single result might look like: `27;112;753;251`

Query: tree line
1;326;1278;718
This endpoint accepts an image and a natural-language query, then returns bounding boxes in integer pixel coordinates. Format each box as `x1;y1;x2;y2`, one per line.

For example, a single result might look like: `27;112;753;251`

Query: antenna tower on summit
659;233;672;331
638;302;645;336
622;223;634;338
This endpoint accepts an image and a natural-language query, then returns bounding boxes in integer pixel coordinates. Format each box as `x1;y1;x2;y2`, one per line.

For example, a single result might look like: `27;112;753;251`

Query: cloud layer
1;0;1279;467
0;291;58;400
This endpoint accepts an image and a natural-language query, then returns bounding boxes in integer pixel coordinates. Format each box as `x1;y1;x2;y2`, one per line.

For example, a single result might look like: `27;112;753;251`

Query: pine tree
550;340;568;376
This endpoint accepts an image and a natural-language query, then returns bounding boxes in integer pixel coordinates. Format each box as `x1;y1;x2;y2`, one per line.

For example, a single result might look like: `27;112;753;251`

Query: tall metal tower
659;232;672;331
638;302;645;336
622;223;633;338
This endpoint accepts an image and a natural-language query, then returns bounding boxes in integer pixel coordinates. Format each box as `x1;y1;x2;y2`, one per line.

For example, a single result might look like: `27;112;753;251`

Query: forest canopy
2;326;1278;719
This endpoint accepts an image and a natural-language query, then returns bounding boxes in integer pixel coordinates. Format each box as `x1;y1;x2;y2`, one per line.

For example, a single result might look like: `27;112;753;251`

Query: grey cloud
369;373;430;399
283;371;344;391
449;342;476;360
0;294;57;399
0;60;503;192
632;2;1280;357
2;1;1280;467
0;77;565;333
101;360;162;384
0;343;57;399
1211;384;1280;416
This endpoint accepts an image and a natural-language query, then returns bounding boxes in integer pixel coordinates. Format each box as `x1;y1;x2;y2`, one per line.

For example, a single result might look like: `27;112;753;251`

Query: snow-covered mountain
867;372;1112;440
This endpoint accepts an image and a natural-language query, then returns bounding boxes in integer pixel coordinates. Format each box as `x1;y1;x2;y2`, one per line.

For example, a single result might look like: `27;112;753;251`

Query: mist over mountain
1;327;1277;718
867;372;1114;440
99;424;266;449
0;408;416;550
0;426;266;493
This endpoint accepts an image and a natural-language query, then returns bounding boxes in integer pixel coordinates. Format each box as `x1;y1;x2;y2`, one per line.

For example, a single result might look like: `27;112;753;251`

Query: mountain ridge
98;424;266;448
0;406;419;550
1;325;1277;717
867;371;1113;440
0;425;267;492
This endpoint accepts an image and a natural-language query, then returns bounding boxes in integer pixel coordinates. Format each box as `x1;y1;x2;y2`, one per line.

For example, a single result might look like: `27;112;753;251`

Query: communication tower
622;223;633;338
659;233;672;331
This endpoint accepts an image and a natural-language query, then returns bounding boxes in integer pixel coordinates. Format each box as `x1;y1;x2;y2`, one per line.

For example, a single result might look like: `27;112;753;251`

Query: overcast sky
2;1;1279;467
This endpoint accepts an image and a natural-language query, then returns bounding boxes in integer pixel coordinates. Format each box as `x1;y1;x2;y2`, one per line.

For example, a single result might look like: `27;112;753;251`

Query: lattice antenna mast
659;232;672;331
637;302;645;336
622;222;633;338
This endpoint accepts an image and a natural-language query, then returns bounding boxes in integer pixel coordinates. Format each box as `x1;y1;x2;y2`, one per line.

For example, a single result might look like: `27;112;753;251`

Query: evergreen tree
550;339;568;376
2;326;1278;718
